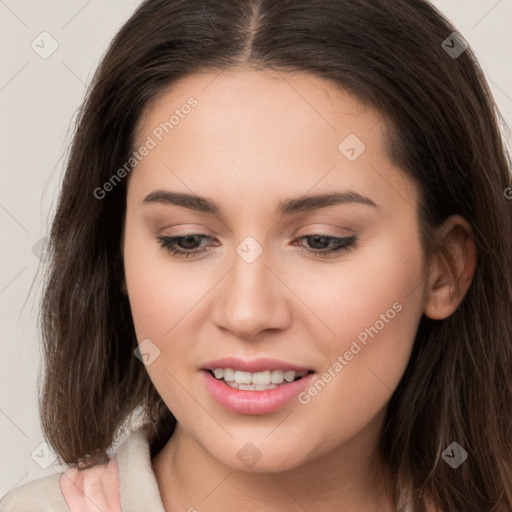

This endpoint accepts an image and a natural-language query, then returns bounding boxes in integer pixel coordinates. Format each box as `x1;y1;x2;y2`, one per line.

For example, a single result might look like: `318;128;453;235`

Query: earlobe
423;215;477;320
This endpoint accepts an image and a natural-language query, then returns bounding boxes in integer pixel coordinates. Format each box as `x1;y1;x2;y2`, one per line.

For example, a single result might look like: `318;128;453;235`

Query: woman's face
123;69;428;472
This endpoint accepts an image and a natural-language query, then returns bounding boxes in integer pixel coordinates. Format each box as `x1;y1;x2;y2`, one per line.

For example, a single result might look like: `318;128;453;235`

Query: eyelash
156;233;358;259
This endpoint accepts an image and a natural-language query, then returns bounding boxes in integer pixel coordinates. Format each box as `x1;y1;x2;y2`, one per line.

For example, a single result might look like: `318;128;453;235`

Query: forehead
129;68;419;217
136;68;378;146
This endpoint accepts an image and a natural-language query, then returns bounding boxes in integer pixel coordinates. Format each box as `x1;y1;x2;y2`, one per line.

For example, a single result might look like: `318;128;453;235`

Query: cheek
123;228;203;410
302;294;421;447
298;228;425;427
292;220;425;348
123;224;207;340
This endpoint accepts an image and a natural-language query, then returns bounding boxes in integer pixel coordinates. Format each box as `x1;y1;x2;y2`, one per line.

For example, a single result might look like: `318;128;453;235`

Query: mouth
201;367;317;415
203;368;315;391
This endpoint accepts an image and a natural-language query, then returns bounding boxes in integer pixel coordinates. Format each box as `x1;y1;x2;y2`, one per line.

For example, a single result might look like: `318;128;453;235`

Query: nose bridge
215;234;289;338
230;235;273;312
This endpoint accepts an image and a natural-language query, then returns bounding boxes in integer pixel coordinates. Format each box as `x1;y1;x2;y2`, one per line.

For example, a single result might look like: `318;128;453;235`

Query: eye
156;233;358;259
293;234;358;258
157;234;214;258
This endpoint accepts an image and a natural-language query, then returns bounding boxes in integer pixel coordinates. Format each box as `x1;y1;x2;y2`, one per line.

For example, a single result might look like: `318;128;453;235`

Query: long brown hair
39;1;512;510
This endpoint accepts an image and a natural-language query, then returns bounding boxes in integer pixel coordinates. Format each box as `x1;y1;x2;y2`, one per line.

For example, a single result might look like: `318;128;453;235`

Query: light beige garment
0;427;166;512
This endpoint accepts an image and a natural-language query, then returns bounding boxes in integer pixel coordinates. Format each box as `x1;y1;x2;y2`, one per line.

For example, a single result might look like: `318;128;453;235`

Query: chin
206;440;312;474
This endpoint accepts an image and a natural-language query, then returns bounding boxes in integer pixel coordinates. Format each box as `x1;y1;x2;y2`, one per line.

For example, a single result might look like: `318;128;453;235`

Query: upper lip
202;357;314;373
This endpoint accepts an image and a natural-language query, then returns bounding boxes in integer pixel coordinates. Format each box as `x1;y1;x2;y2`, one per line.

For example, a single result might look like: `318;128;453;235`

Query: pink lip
201;370;316;415
201;357;313;373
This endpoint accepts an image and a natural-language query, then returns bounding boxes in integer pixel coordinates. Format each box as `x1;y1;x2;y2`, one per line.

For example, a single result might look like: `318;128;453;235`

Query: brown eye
294;235;358;258
157;234;213;258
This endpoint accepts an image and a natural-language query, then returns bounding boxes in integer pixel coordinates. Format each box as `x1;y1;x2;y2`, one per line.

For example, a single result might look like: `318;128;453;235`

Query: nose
214;244;291;340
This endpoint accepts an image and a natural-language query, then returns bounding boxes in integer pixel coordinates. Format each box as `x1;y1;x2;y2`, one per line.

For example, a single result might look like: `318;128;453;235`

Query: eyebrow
142;189;379;216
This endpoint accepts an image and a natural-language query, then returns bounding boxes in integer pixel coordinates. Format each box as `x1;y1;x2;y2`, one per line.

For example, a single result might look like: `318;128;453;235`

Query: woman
1;0;511;511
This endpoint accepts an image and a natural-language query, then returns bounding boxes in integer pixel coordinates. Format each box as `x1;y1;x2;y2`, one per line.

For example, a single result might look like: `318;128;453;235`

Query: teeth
251;370;272;385
223;368;235;382
210;368;309;386
283;371;296;383
225;381;279;390
234;370;252;384
239;384;255;390
255;383;278;390
271;370;284;384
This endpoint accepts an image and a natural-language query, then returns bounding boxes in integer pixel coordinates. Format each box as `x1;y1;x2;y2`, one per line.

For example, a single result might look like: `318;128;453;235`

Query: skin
122;68;476;511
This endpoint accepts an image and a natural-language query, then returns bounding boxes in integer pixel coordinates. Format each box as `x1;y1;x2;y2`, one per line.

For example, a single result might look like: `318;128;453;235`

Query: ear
423;215;477;320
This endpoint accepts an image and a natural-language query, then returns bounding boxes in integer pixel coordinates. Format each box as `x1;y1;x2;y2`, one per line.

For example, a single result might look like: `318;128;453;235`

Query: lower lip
201;370;316;415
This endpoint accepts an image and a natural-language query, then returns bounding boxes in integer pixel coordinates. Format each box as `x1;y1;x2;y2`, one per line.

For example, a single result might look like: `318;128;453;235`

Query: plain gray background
1;0;511;498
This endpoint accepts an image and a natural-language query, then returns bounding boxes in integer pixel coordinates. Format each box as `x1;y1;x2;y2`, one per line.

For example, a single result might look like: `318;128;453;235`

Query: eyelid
157;225;216;237
156;221;356;243
156;231;358;260
293;224;354;238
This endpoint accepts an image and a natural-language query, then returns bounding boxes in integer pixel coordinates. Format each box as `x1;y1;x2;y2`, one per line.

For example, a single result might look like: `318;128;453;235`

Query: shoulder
0;472;68;511
0;455;121;512
0;426;162;512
